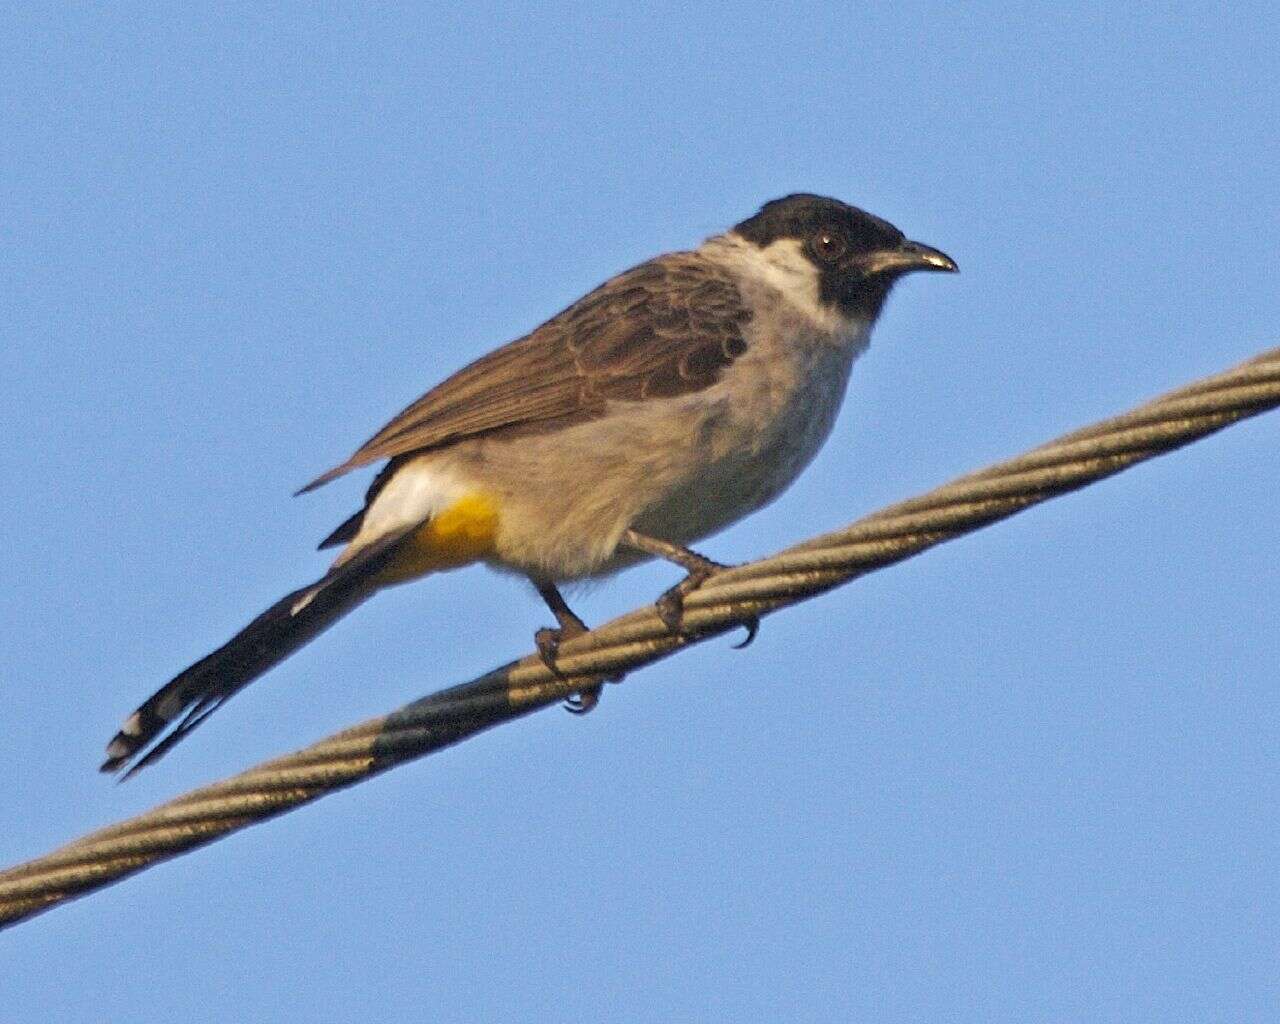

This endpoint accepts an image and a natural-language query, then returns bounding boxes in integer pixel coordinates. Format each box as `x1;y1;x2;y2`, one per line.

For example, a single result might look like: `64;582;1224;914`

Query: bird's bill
865;239;958;276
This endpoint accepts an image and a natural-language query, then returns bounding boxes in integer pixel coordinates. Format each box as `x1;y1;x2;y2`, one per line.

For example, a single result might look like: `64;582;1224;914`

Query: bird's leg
533;581;602;714
620;529;759;647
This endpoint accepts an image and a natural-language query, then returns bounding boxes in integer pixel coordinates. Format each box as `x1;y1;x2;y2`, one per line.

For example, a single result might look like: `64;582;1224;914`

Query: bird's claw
534;626;569;676
655;568;716;634
731;615;760;649
563;687;600;714
535;624;603;714
655;562;759;653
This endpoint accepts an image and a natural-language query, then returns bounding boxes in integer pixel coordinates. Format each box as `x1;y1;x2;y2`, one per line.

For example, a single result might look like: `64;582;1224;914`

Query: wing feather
298;252;752;494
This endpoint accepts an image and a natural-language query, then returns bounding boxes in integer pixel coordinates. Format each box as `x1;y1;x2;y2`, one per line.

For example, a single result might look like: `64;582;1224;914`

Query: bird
101;193;956;777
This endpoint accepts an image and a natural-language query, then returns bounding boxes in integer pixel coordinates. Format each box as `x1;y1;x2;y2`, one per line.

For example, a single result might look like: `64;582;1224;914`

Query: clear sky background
3;4;1278;1021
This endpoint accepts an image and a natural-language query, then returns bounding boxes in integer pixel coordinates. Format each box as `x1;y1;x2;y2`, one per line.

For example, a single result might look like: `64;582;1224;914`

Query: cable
2;346;1277;931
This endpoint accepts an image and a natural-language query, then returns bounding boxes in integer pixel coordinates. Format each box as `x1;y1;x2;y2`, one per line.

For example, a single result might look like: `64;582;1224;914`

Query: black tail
101;529;414;778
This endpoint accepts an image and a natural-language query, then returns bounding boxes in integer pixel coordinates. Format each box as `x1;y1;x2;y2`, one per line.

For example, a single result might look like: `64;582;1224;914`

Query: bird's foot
534;620;602;714
654;561;760;648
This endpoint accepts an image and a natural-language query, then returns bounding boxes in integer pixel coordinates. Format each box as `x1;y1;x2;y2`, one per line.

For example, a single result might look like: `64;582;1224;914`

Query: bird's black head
734;194;956;319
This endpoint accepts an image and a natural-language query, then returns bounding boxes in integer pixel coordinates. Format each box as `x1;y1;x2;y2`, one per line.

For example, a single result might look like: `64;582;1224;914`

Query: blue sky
3;4;1278;1020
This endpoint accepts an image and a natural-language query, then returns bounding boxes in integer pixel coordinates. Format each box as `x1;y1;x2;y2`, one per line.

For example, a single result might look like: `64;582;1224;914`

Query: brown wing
298;252;752;494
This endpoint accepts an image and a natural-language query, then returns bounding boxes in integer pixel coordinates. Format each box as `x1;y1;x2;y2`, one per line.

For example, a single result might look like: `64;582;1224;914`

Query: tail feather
101;528;416;777
317;509;363;550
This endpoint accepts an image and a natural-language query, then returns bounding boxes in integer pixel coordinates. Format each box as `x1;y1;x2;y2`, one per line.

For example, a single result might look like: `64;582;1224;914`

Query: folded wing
297;253;752;494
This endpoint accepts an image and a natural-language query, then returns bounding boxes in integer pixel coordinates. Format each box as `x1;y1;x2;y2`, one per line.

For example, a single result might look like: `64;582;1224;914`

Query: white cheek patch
709;234;853;336
754;238;825;316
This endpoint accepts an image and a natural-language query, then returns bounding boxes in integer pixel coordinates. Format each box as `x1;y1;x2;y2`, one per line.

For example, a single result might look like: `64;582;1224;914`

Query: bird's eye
811;227;847;262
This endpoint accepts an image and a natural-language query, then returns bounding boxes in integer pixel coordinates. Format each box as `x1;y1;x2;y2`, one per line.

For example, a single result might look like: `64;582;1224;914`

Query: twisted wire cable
2;346;1277;931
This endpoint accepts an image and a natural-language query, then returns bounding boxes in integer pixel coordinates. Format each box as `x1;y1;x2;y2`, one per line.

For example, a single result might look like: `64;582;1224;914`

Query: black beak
866;239;958;275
